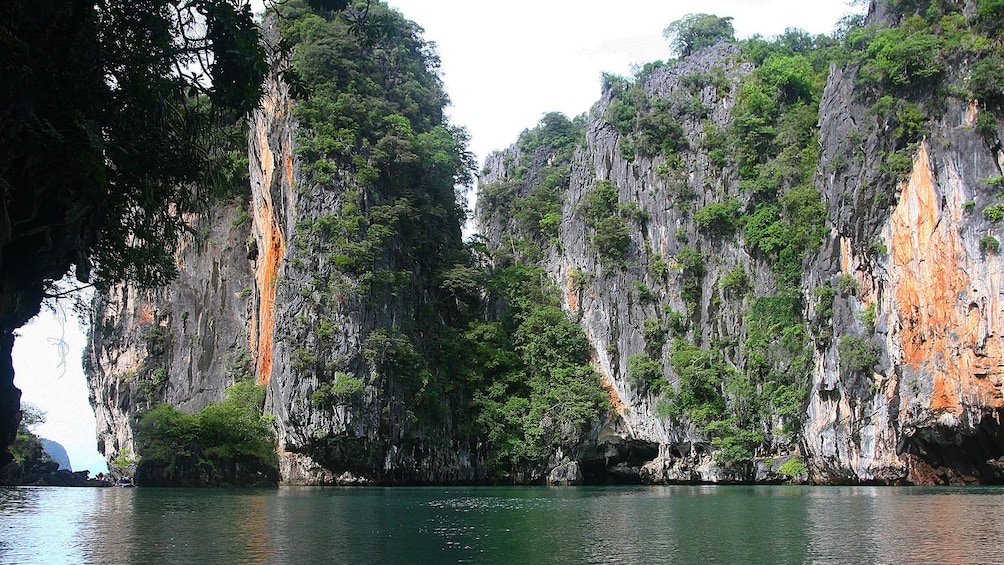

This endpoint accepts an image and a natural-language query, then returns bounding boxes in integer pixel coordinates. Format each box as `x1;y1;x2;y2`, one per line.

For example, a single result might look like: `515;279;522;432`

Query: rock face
479;42;796;483
88;6;485;485
804;76;1004;485
86;203;257;472
41;438;71;471
478;1;1004;484
87;0;1004;485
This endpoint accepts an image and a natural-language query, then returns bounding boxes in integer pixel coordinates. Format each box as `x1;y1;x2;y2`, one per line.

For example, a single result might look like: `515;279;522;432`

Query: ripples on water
3;485;1004;564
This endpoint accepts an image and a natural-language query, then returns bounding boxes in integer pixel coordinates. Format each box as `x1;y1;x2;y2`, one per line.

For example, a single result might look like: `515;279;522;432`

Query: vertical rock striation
805;89;1004;484
86;204;256;470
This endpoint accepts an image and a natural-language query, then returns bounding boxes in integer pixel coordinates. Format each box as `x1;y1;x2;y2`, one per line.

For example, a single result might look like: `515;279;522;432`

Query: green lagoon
3;485;1004;563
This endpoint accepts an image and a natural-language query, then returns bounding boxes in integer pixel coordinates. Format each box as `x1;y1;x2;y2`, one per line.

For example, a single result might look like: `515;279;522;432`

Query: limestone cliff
86;203;256;472
88;3;488;485
87;0;1004;485
479;42;800;483
479;0;1004;484
804;58;1004;483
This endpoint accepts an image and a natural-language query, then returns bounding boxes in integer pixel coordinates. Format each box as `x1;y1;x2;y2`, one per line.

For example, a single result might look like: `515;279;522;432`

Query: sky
11;0;864;477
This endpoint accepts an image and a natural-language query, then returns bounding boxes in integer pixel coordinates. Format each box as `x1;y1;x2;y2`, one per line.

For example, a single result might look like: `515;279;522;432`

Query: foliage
635;101;691;160
676;246;706;314
311;372;366;407
695;198;743;237
984;204;1004;222
135;382;277;478
467;266;609;478
837;336;881;375
732;35;829;288
777;456;808;478
643;317;669;354
633;281;658;303
837;274;859;296
664;341;728;426
592;216;632;262
479;113;585;263
650;255;669;280
628;353;666;393
857;16;944;92
569;269;592;291
280;0;474;303
664;14;736;57
0;0;269;294
813;284;836;321
720;266;749;295
581;180;636;264
980;235;1001;254
860;303;877;333
7;404;49;479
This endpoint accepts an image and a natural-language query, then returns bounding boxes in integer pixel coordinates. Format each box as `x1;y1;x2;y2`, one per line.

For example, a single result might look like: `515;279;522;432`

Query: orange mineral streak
251;109;287;386
566;271;578;311
255;203;284;386
602;375;627;414
889;143;1004;414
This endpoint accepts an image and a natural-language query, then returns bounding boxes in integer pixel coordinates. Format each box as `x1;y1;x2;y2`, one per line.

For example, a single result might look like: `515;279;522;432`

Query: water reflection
803;486;1004;563
4;485;1004;564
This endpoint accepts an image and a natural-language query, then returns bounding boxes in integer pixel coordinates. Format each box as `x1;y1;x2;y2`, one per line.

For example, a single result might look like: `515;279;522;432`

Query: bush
664;13;736;58
135;382;278;483
311;372;365;407
627;353;666;392
694;198;742;237
837;336;881;375
812;285;836;320
860;303;877;333
837;273;859;296
667;341;727;426
984;204;1004;222
643;317;668;354
980;235;1000;254
720;266;749;295
633;281;657;303
777;456;808;478
592;216;631;261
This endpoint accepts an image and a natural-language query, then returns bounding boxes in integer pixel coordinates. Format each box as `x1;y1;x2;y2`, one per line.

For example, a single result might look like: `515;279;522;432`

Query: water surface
3;485;1002;563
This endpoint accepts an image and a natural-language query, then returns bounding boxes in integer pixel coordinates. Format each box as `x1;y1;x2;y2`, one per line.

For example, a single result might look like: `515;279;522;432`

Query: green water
3;485;1003;563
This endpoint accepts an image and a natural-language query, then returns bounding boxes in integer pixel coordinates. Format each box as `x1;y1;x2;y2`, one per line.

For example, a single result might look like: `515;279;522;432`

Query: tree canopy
664;13;736;57
0;0;270;468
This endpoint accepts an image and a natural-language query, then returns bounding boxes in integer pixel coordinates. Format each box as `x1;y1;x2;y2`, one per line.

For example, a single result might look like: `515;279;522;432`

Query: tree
3;404;47;484
663;13;736;58
0;0;270;468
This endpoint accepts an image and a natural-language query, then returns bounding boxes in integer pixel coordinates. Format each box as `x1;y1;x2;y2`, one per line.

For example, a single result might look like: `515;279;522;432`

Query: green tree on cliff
0;0;271;468
664;13;736;57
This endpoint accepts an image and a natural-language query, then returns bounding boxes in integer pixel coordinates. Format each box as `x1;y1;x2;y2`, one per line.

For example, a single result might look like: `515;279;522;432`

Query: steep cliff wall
86;204;256;470
804;40;1004;483
87;0;1004;485
479;42;800;483
480;0;1004;484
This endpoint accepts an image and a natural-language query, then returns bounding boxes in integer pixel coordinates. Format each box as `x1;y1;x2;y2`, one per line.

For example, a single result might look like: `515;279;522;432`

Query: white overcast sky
12;0;863;476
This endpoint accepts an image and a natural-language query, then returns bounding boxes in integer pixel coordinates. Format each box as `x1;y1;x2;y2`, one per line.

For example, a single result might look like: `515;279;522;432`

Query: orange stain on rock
250;103;289;386
602;375;626;414
889;143;1004;415
567;272;578;311
255;203;284;385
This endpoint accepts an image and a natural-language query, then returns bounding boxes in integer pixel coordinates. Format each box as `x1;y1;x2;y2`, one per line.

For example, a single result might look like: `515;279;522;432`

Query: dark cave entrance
903;409;1004;485
580;440;660;485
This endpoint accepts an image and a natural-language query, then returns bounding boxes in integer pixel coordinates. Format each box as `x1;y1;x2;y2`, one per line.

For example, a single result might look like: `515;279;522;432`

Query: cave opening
904;409;1004;485
580;440;660;485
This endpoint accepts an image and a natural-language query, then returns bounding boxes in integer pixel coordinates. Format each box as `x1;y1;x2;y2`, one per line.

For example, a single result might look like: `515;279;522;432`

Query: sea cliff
87;0;1004;485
